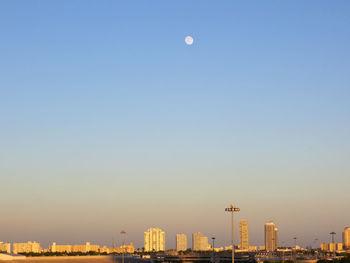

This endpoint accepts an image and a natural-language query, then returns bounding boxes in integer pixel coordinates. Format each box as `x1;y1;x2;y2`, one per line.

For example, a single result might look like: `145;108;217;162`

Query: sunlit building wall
192;232;210;251
176;234;187;251
109;243;134;253
343;227;350;249
239;220;249;250
265;222;278;251
71;242;99;253
337;243;343;251
0;242;11;253
13;241;41;254
50;242;72;253
329;243;337;252
144;228;165;252
321;242;329;251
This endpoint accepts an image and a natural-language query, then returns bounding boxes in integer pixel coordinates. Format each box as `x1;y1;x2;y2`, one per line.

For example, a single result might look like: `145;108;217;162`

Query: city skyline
1;221;350;251
1;0;350;252
2;223;350;253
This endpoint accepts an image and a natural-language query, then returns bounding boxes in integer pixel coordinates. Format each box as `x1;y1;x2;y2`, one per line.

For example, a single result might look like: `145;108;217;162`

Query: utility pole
225;204;240;263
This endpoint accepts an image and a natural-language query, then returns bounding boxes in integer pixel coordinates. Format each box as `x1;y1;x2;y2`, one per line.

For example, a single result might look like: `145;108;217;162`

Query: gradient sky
1;0;350;250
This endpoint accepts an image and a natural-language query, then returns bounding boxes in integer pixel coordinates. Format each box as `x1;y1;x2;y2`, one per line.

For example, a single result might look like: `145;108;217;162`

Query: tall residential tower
144;228;165;252
176;234;187;251
239;220;249;250
265;222;278;251
343;227;350;249
192;232;210;251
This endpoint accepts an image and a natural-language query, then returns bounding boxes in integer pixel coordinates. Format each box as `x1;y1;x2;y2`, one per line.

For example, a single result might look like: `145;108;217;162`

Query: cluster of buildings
1;225;349;255
0;241;134;254
173;220;270;252
49;242;134;254
320;227;350;252
145;220;256;253
146;223;350;253
0;241;41;254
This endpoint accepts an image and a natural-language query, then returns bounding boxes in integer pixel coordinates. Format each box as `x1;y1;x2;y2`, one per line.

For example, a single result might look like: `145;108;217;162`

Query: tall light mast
225;205;240;263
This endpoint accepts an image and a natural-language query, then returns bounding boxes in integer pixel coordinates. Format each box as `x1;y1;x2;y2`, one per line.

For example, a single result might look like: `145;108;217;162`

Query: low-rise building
99;246;109;254
50;242;72;253
13;241;41;254
72;242;99;253
337;243;343;251
108;243;134;253
0;242;11;253
321;242;329;251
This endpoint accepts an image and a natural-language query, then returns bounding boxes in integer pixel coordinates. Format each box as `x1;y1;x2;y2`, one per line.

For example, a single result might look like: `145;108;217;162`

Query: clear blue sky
1;0;350;249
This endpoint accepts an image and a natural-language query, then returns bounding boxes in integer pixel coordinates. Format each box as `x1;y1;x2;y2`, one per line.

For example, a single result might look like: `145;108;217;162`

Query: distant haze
1;0;349;250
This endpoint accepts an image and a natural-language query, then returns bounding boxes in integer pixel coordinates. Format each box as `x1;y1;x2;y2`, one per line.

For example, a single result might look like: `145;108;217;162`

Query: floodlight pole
293;237;297;262
121;230;126;263
212;237;216;263
330;232;336;258
225;205;240;263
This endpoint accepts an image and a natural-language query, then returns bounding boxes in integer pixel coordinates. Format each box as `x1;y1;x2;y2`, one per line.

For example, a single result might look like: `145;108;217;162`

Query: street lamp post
121;230;126;263
225;205;240;263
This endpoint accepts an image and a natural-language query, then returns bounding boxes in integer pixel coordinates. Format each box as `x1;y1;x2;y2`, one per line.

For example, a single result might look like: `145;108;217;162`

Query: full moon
185;36;194;45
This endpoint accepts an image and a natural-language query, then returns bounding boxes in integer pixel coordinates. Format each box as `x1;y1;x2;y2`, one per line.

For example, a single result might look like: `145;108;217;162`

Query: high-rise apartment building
265;222;278;251
192;232;210;251
343;227;350;249
13;241;41;254
176;234;187;251
144;228;165;252
239;220;249;250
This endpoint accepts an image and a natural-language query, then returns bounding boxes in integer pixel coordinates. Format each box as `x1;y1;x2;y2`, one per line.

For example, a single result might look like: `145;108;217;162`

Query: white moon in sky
185;36;194;45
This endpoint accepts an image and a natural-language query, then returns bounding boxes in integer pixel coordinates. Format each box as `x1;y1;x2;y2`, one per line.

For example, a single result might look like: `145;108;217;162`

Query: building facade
50;242;72;253
144;228;165;252
343;227;350;249
321;242;343;252
192;232;210;251
0;242;11;254
108;242;134;253
239;220;249;250
176;234;187;251
13;241;41;254
71;242;99;253
265;222;278;251
321;242;329;251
